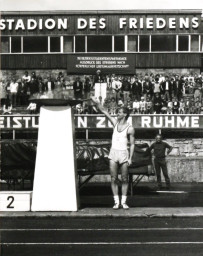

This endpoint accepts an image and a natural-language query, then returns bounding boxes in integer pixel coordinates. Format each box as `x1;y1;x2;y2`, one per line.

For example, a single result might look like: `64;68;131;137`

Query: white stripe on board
156;191;187;193
2;242;203;245
1;228;203;231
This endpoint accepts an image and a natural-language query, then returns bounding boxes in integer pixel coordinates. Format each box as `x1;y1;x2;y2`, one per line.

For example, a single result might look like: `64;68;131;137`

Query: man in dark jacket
143;78;153;100
131;77;142;101
153;93;162;114
94;69;105;83
172;75;179;99
84;76;92;99
161;76;172;101
172;75;183;100
29;77;39;96
177;76;185;101
122;76;131;104
148;134;172;190
73;77;83;99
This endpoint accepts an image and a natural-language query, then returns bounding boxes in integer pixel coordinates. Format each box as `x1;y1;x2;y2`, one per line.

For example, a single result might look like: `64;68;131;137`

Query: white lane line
156;191;187;193
2;242;203;245
1;228;203;231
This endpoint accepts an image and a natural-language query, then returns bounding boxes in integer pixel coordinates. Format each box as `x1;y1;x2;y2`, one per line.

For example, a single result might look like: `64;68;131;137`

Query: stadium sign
0;115;202;129
0;16;200;31
67;54;135;74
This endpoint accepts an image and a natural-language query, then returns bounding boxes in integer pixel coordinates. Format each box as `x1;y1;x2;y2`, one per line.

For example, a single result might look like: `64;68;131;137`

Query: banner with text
0;115;202;129
67;54;135;74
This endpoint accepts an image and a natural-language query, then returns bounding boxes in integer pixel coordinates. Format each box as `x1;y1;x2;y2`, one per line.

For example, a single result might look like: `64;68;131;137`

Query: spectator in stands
55;77;63;89
22;71;31;84
188;78;194;94
194;79;202;102
109;97;117;115
75;103;84;114
94;69;105;83
179;98;185;114
172;75;179;99
73;76;83;99
57;71;64;81
59;78;66;90
112;76;122;102
143;78;153;101
146;97;153;114
194;97;201;114
172;97;179;114
131;76;142;101
122;76;131;104
126;99;133;113
3;98;12;114
84;76;92;99
38;78;46;94
184;79;190;95
103;98;110;112
161;75;172;101
17;79;28;106
153;77;161;96
177;76;184;101
31;71;37;79
0;79;7;106
167;98;173;114
30;76;39;97
27;102;37;114
161;94;168;114
106;74;111;89
132;98;140;114
117;98;124;108
167;102;173;114
9;78;18;107
190;99;195;114
153;93;162;114
185;97;191;114
45;76;55;92
139;96;146;114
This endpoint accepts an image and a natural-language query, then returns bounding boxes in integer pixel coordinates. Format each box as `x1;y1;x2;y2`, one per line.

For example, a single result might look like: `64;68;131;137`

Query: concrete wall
80;139;203;183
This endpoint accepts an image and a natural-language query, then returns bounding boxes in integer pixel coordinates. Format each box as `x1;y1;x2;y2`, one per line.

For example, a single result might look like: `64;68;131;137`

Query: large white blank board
31;106;79;211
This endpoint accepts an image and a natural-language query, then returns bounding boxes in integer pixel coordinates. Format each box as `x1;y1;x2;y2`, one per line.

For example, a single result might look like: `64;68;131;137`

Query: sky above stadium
0;0;203;11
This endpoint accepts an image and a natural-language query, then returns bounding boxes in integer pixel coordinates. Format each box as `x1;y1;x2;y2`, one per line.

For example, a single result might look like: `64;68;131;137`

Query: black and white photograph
0;0;203;255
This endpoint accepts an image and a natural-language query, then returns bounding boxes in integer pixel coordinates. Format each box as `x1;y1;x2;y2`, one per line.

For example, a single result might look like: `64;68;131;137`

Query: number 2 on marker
7;196;14;209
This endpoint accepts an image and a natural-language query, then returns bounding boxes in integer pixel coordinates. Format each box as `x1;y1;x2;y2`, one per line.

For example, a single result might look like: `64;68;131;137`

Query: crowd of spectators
0;70;203;115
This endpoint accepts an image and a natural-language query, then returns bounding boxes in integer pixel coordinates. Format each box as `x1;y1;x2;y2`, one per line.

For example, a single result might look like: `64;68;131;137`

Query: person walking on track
91;96;135;209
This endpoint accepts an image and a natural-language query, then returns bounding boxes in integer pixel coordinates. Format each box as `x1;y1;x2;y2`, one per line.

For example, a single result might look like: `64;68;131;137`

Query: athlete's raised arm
91;96;117;126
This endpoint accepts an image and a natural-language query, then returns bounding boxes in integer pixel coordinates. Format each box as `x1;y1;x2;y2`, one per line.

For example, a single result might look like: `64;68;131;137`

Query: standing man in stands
122;76;131;105
148;134;172;190
94;70;107;104
73;76;83;99
91;97;135;209
161;75;172;101
9;78;19;107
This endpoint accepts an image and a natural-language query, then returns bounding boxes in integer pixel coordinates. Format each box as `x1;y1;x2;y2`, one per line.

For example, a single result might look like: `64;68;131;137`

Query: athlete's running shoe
121;203;129;209
113;203;120;210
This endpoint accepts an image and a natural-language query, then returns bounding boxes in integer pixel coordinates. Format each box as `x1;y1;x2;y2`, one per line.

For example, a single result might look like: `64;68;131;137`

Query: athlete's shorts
108;148;129;165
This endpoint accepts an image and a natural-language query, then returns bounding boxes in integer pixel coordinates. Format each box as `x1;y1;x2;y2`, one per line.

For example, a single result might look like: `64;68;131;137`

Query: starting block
0;191;32;211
